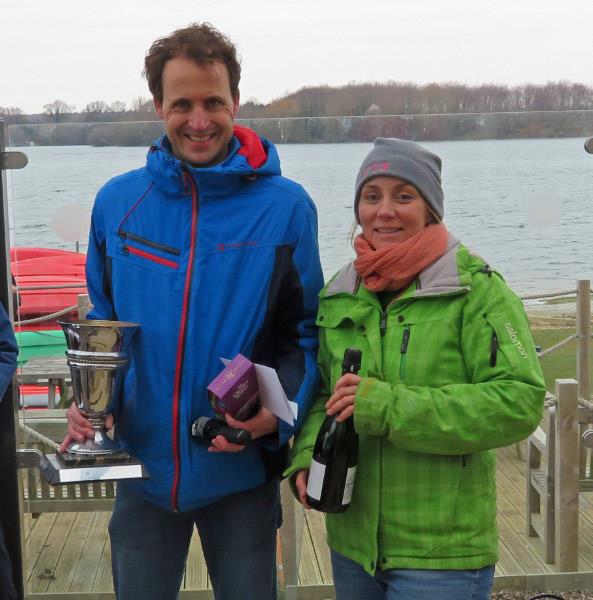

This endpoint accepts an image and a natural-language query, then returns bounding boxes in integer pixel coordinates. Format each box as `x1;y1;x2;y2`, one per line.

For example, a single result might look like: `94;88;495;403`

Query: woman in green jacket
286;138;546;600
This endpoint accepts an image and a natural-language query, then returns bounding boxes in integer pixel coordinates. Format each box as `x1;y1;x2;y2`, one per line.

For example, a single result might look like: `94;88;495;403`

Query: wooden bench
526;403;556;563
526;379;590;571
18;409;116;515
18;355;73;409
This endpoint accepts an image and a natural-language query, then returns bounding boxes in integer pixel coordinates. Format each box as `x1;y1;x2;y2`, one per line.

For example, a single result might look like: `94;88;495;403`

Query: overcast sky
3;0;593;115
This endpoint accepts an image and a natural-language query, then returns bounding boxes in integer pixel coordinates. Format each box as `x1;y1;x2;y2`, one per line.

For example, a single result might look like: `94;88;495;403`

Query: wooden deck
22;445;593;598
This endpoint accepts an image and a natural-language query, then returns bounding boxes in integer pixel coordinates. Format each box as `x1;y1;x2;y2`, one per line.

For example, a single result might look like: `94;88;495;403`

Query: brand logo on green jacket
504;322;529;360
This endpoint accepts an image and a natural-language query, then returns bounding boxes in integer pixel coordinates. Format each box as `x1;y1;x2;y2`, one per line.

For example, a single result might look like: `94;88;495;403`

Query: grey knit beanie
354;138;444;222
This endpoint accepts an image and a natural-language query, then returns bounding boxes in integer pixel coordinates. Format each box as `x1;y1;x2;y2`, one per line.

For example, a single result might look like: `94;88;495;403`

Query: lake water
5;138;593;295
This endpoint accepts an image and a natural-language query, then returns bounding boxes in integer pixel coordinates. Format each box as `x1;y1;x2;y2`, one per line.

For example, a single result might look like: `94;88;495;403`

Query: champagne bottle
306;347;362;513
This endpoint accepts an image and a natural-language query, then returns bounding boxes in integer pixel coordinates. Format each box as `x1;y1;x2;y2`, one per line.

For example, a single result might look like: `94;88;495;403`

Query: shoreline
525;300;584;328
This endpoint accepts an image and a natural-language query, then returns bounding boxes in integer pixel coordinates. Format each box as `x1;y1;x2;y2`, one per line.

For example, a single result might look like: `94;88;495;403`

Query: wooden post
576;280;591;402
526;432;541;537
77;293;92;319
544;408;556;564
279;478;303;591
576;281;591;486
555;378;579;571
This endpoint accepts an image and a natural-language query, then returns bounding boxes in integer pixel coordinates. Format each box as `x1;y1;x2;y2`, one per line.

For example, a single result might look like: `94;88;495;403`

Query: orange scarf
353;224;449;292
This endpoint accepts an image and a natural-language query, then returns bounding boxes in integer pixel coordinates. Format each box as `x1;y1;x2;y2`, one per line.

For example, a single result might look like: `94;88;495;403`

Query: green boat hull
15;330;66;366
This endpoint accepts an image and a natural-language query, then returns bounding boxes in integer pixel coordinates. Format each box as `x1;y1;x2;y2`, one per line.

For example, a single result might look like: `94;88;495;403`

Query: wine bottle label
307;459;326;501
342;466;357;505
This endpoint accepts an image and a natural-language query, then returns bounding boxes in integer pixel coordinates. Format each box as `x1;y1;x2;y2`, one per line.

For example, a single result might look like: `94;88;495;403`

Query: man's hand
325;373;362;422
58;402;115;453
208;405;278;453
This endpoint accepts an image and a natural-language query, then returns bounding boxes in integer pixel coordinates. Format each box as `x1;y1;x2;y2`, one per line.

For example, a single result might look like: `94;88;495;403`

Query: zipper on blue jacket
119;229;181;256
399;325;410;379
170;170;199;512
490;331;498;367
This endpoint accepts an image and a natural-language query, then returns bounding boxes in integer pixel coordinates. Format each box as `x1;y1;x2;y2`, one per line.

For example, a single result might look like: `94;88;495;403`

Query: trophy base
66;430;125;457
39;452;149;485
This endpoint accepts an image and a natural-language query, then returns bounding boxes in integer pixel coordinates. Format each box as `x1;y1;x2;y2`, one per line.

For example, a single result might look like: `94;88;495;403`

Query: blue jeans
331;550;495;600
109;479;281;600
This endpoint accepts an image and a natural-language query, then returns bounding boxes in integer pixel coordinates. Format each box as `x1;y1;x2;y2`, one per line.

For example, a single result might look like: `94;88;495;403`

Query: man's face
155;56;239;167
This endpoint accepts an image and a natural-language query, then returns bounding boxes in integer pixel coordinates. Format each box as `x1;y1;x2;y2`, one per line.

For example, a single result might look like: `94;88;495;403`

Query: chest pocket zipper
490;331;499;367
119;229;181;256
399;325;410;379
118;229;181;269
122;244;179;269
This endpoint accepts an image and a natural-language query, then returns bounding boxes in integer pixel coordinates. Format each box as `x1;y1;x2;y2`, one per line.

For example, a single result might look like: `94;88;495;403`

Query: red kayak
11;247;87;331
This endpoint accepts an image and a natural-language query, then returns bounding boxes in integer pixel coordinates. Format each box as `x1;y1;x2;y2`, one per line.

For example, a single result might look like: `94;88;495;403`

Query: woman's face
358;176;430;249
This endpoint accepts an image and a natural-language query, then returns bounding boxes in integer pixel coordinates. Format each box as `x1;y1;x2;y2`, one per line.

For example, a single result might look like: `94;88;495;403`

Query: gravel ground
491;592;593;599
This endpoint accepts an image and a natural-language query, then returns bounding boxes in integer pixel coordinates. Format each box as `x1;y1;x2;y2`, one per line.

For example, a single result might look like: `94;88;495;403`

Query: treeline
8;111;593;147
3;81;593;146
240;80;593;118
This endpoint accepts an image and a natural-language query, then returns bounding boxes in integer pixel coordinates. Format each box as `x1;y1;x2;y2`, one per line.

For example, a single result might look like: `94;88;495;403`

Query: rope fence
519;289;579;301
544;395;593;412
14;304;78;327
538;333;578;358
18;420;60;452
519;283;591;362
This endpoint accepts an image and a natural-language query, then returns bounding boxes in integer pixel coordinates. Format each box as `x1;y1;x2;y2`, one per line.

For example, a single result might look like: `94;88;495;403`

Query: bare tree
0;106;24;116
85;100;110;114
110;100;127;112
130;96;154;112
43;99;75;122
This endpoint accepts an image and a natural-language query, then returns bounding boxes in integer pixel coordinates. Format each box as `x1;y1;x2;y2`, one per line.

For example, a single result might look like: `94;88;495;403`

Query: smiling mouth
185;133;215;143
375;227;403;233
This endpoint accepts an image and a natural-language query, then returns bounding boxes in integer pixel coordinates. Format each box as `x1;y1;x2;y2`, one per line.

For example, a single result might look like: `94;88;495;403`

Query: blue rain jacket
86;127;323;512
0;303;17;399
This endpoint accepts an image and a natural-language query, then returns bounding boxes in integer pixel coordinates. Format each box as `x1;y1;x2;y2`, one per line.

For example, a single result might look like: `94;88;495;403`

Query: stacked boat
12;247;86;331
12;247;87;405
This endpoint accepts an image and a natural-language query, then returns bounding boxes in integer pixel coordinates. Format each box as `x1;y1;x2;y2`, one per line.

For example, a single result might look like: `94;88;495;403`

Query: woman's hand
208;405;278;453
326;373;362;422
294;469;311;509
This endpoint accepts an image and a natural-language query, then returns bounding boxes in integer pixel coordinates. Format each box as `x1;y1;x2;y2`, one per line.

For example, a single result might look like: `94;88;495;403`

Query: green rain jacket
286;235;545;574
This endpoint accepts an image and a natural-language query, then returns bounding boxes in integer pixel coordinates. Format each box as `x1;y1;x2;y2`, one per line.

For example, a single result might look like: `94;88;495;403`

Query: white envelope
220;358;298;426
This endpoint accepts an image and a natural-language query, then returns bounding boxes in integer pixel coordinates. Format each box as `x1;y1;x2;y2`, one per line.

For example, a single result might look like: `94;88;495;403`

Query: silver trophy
60;319;138;457
22;319;149;484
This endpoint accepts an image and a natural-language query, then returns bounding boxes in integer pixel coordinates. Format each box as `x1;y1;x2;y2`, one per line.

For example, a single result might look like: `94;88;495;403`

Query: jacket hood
325;234;476;299
146;125;281;197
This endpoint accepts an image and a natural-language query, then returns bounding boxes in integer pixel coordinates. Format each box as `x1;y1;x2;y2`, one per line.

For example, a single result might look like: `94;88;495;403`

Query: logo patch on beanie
363;161;390;178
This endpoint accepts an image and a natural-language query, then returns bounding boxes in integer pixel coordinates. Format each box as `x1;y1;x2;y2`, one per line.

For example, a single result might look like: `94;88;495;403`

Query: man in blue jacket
60;23;323;600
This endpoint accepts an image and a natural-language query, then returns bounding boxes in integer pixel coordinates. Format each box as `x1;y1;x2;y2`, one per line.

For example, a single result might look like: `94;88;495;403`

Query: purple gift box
207;354;259;421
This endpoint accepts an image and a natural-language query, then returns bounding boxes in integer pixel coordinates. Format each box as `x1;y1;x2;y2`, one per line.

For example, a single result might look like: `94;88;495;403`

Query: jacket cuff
283;450;312;480
354;377;391;437
254;419;291;452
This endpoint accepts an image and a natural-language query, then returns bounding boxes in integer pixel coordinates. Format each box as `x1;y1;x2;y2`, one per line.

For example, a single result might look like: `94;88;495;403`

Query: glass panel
5;115;593;597
6;125;121;598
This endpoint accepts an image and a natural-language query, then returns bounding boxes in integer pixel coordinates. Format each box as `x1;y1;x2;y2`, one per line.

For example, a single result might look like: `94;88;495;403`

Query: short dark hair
144;22;241;104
